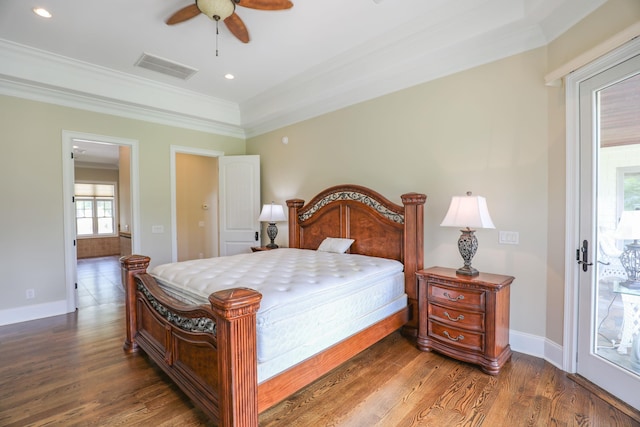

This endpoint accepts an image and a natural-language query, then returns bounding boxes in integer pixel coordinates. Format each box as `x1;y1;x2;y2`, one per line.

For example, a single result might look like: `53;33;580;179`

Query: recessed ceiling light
33;7;52;18
224;73;235;80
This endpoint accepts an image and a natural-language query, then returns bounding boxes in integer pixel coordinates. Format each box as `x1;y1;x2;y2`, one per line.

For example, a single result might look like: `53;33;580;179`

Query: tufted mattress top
150;248;406;380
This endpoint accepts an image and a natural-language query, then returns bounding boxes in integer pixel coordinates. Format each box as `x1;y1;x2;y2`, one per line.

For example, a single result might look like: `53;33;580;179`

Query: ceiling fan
166;0;294;44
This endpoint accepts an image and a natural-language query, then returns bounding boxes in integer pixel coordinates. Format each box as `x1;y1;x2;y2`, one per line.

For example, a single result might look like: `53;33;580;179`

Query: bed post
209;288;262;427
287;199;304;248
120;254;150;353
401;193;426;336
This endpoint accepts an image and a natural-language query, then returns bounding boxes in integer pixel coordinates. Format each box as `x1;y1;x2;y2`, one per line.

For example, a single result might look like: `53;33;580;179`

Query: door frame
563;37;640;372
62;130;140;312
170;145;224;262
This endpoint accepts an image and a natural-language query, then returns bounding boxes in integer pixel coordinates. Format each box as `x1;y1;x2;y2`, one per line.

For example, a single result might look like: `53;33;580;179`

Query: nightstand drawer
429;321;484;352
428;303;484;332
429;283;485;310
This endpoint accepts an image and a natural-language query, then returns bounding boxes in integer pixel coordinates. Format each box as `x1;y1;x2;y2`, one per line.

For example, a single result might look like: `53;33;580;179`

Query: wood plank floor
1;257;639;426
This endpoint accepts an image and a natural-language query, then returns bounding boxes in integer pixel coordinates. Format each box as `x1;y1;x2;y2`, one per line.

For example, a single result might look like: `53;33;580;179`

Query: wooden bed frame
120;184;426;426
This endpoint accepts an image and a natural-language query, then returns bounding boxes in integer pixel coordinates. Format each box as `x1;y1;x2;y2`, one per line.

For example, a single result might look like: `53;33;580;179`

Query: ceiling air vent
135;53;198;80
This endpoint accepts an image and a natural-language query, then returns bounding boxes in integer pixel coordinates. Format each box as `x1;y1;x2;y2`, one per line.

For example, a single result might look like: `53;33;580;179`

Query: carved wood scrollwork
136;282;216;335
299;191;405;224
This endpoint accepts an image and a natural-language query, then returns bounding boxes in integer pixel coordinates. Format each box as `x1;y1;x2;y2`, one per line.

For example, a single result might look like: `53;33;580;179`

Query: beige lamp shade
196;0;235;21
440;193;495;229
258;203;286;223
614;210;640;240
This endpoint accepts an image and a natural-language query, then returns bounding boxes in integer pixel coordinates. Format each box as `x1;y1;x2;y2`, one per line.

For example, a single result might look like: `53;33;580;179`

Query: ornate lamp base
266;222;279;249
456;228;479;276
621;240;640;288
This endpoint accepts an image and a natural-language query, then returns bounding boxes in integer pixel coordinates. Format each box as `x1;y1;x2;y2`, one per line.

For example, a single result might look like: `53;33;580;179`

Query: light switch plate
499;230;519;245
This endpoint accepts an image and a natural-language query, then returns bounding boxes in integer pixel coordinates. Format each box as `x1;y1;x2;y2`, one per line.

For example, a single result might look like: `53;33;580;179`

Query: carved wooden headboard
286;184;426;332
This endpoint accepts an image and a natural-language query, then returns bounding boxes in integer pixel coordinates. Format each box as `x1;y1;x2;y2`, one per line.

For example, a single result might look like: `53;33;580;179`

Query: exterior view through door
577;50;640;410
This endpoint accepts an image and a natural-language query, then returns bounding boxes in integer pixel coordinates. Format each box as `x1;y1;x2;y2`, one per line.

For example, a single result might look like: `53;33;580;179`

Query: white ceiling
72;139;121;169
0;0;605;138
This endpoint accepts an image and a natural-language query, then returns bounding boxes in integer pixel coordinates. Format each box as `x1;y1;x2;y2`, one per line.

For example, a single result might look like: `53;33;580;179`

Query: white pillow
317;237;355;254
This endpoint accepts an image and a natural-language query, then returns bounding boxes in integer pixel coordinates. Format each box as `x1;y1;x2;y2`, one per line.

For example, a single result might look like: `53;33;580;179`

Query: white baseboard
0;300;71;326
510;329;564;370
0;306;567;371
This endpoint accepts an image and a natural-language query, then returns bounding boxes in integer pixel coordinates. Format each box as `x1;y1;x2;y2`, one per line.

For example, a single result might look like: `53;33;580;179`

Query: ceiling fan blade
237;0;293;11
166;4;201;25
224;13;250;43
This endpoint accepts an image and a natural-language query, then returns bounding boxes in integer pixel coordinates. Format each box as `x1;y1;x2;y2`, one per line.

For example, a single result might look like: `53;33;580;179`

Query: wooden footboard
121;255;262;426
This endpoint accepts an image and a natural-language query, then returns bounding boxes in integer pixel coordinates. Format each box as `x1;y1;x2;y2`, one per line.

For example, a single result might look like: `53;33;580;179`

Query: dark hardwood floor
1;256;639;426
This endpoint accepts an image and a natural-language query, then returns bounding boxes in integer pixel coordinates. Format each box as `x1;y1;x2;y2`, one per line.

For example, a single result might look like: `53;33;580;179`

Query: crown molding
242;22;548;137
241;0;606;137
0;39;245;138
0;0;608;139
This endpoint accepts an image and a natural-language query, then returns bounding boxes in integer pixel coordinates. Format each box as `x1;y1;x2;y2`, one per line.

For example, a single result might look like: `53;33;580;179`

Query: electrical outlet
26;289;36;299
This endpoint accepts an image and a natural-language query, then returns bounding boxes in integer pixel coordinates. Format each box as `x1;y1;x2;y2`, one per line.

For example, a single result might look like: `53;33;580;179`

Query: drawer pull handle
444;311;464;322
443;292;464;302
443;330;464;341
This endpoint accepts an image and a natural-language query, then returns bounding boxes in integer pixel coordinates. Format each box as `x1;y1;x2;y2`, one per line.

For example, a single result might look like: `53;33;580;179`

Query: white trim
170;146;224;262
510;329;546;358
545;22;640;86
563;37;640;373
0;39;244;139
0;300;68;326
62;131;141;312
62;135;77;312
508;330;563;369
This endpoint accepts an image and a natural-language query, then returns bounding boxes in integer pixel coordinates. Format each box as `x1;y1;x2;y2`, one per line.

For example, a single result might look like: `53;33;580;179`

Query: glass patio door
577;53;640;410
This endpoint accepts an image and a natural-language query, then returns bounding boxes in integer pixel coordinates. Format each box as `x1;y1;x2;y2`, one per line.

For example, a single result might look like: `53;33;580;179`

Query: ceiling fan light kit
166;0;293;46
197;0;236;22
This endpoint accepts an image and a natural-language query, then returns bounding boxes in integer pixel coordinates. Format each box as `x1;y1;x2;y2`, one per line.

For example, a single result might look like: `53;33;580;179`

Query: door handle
576;239;594;272
255;231;259;241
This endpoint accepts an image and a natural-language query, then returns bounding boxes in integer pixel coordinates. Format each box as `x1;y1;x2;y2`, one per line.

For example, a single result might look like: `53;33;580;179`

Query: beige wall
0;95;244;312
119;145;132;234
248;48;550;338
176;153;219;261
247;0;640;344
546;0;640;73
75;166;119;182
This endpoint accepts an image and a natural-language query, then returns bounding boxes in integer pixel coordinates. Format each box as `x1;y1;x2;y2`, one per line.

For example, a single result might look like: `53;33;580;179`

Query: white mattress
149;248;406;382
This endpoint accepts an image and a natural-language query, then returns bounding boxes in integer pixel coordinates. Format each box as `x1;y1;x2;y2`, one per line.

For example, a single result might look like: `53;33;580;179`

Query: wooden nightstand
250;246;274;252
416;266;514;375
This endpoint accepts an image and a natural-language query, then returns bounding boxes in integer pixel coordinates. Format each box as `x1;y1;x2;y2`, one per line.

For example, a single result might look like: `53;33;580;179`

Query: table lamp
258;202;286;249
440;191;495;276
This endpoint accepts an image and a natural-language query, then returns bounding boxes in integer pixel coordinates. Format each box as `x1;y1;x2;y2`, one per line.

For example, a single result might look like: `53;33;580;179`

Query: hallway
76;255;123;308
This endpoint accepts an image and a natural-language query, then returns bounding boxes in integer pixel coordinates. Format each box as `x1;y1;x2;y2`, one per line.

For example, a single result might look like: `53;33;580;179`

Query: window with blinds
75;182;116;237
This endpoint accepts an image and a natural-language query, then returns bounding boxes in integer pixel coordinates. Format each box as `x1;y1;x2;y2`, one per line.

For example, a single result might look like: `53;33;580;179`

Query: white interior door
218;155;260;256
577;52;640;410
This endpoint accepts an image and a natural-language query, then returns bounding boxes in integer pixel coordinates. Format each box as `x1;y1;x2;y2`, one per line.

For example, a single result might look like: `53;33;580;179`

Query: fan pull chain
215;18;220;57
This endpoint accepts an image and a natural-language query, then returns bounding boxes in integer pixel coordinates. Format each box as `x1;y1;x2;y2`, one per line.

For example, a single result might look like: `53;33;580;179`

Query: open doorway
175;152;219;261
62;131;139;312
170;146;224;262
170;147;261;262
